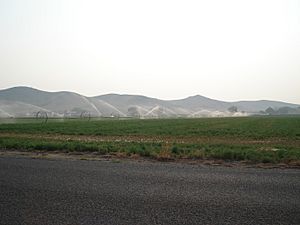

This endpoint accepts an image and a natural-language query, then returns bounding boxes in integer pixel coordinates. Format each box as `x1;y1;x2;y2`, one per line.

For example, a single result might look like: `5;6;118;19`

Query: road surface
0;156;299;225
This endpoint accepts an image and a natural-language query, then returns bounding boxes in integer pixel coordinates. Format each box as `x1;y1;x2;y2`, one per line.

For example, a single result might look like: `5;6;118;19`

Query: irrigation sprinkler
35;111;48;123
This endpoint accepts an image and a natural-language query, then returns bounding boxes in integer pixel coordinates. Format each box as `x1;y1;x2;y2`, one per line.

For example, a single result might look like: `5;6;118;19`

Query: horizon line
0;85;299;105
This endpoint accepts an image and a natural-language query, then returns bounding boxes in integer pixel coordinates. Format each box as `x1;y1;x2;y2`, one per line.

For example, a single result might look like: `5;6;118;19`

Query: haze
0;0;299;104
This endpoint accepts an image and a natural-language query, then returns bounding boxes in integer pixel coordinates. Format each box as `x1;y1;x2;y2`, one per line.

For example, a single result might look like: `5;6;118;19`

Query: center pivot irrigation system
80;111;91;121
34;111;93;123
35;111;48;123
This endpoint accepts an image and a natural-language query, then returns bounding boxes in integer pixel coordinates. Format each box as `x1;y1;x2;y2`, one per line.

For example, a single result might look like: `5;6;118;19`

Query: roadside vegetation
0;117;299;165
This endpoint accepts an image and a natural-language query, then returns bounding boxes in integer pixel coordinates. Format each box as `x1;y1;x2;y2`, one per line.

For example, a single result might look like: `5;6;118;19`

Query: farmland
0;117;300;166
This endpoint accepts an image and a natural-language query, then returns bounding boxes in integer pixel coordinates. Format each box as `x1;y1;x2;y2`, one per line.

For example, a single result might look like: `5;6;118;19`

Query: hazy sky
1;0;299;103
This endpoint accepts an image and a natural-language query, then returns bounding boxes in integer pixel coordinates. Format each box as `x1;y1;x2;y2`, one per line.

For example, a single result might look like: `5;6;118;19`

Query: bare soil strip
1;150;299;169
1;132;299;147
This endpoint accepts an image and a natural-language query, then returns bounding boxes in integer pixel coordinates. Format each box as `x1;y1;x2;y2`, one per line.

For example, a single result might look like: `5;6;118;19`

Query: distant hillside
233;100;300;112
0;86;299;118
170;95;231;111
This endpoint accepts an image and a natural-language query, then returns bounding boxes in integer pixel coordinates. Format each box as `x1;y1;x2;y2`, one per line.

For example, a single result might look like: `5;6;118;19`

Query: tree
228;106;238;113
265;107;275;115
127;107;140;118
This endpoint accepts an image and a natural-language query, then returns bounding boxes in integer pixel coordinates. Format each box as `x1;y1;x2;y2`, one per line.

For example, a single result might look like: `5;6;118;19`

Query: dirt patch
0;132;299;147
1;149;299;169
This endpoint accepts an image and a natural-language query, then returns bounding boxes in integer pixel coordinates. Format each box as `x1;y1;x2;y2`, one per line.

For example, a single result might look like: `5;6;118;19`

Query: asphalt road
0;156;299;225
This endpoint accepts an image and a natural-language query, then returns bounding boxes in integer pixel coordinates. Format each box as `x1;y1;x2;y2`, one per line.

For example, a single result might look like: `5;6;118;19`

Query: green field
0;117;300;165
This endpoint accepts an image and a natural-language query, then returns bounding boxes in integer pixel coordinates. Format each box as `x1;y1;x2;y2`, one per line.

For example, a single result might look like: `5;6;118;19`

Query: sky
0;0;299;103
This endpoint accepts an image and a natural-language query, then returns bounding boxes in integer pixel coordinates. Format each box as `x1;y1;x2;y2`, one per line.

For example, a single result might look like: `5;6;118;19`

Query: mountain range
0;86;299;118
